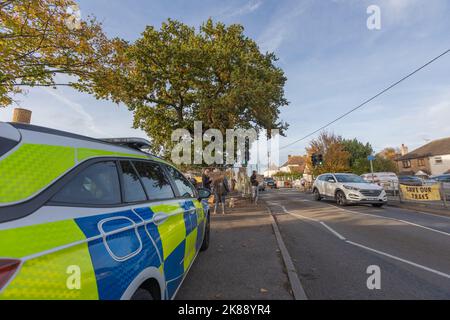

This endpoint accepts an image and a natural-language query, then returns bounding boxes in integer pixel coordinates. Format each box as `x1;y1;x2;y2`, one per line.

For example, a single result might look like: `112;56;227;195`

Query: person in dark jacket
202;169;212;190
212;170;229;214
250;171;259;204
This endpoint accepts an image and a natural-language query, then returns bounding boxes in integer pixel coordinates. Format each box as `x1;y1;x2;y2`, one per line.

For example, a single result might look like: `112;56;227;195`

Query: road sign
367;155;376;161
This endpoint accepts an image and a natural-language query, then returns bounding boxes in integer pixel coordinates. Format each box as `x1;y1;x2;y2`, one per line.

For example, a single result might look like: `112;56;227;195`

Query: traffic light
318;154;324;165
311;154;324;167
311;154;318;167
244;139;250;166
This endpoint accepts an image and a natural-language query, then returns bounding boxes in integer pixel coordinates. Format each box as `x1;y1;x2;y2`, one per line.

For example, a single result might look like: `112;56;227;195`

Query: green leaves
1;7;289;163
94;18;289;157
340;138;398;175
342;138;374;175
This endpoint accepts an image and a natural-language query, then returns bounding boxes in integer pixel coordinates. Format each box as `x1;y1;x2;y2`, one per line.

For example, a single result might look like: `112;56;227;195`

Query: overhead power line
280;48;450;150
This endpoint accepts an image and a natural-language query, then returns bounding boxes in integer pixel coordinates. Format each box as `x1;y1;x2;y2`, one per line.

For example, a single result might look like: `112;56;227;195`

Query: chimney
12;108;32;124
401;144;409;156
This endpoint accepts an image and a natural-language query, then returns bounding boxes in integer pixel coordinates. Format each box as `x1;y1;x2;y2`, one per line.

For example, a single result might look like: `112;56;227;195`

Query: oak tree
88;19;289;156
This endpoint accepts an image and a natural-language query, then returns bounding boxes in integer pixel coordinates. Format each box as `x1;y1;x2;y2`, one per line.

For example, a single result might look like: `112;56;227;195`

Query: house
279;155;306;174
263;163;280;177
396;137;450;176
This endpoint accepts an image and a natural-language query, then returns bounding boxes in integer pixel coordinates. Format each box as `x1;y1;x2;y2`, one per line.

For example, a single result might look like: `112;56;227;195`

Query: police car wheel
200;217;210;252
131;288;154;300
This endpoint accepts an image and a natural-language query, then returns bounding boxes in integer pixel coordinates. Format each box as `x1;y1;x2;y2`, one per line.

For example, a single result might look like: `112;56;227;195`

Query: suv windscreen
120;160;147;203
335;174;367;183
132;161;175;200
51;161;121;205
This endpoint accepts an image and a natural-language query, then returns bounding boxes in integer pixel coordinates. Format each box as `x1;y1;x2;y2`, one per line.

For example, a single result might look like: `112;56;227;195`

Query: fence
384;180;449;209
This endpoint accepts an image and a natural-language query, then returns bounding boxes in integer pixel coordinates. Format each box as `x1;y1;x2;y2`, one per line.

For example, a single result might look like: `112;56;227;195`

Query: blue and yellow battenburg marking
0;200;208;300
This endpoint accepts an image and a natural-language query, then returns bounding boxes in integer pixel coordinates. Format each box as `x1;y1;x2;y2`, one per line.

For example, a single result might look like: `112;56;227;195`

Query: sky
2;0;450;167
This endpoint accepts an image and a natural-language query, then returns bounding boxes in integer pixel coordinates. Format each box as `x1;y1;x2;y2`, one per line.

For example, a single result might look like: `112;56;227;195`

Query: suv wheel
313;188;322;201
336;191;347;206
200;216;210;251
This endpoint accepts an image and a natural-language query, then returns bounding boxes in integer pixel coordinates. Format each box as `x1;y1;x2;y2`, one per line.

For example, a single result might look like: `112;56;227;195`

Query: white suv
312;173;387;207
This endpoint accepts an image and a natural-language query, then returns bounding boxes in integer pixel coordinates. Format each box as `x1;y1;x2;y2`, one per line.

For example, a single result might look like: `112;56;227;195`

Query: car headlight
343;185;360;191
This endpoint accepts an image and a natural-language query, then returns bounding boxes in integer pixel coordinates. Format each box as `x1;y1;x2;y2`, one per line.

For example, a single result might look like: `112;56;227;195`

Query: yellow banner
400;185;442;201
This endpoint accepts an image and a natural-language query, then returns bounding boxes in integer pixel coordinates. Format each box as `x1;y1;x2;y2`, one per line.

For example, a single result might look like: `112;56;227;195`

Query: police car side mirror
198;188;212;200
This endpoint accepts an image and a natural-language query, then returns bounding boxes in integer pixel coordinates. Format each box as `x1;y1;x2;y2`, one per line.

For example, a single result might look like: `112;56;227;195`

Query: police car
0;122;211;300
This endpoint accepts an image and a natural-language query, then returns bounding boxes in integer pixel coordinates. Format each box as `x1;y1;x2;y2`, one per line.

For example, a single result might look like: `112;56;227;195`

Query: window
0;137;19;158
402;160;411;168
132;161;175;200
334;174;366;183
120;161;147;203
418;158;426;167
52;161;121;205
165;165;196;198
435;157;443;165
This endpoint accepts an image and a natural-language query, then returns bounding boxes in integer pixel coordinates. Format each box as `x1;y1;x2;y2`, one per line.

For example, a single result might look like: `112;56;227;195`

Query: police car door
163;166;202;281
129;160;186;299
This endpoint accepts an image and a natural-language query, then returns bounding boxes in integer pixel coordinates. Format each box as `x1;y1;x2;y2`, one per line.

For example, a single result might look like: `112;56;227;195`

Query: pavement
176;198;293;300
177;189;450;300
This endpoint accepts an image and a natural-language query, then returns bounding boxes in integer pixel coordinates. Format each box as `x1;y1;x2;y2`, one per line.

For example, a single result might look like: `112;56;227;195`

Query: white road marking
329;205;450;237
320;222;346;241
346;241;450;279
269;203;322;224
289;212;319;222
271;203;450;281
390;206;450;221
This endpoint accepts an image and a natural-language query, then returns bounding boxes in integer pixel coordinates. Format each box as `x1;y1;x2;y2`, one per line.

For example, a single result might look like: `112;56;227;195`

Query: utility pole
267;134;271;177
256;138;260;174
368;155;376;182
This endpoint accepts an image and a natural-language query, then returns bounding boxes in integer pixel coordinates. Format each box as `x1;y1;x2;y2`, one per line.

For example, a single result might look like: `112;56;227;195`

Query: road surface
263;189;450;299
177;189;450;299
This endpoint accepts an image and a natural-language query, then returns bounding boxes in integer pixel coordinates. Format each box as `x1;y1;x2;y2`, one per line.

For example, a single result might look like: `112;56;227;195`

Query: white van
361;172;399;194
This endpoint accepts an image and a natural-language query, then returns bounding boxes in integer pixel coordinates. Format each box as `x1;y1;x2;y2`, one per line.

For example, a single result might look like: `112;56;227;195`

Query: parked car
0;122;211;300
422;178;438;186
264;177;276;189
431;174;450;183
431;174;450;200
361;172;399;194
398;175;423;186
313;173;387;207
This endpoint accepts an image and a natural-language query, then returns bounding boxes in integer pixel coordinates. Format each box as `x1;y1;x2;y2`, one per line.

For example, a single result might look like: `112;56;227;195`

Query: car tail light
0;259;21;290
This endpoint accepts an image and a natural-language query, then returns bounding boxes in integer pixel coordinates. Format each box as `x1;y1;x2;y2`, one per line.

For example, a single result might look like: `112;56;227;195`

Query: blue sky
2;0;450;166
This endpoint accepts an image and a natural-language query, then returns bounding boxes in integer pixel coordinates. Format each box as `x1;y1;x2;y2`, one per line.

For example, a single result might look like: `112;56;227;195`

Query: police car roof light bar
100;138;151;151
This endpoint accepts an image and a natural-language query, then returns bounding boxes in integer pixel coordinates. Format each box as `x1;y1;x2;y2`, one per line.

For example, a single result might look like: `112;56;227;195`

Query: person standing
202;169;212;190
212;170;229;214
250;171;259;204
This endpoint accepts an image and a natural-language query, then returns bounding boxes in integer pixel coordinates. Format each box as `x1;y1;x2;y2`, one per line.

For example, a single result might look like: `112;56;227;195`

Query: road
263;188;450;299
177;188;450;300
